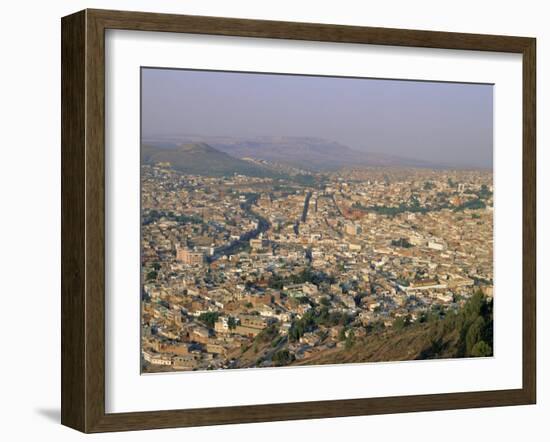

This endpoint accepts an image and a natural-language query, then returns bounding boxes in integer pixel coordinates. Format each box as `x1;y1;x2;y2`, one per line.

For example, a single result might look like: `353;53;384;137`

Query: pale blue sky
142;68;493;168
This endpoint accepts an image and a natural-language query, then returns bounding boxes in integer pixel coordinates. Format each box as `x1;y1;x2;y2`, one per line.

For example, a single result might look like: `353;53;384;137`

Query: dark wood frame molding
61;9;536;433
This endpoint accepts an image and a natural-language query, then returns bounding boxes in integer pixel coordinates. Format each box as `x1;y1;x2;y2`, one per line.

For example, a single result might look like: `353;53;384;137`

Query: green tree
198;312;220;328
393;315;411;331
272;349;293;366
470;340;492;357
255;324;279;343
391;238;413;248
345;329;355;350
465;290;485;320
466;316;485;355
424;181;435;190
338;327;347;341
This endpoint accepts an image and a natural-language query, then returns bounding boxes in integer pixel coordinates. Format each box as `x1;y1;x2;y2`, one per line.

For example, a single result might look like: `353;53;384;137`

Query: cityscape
140;69;494;373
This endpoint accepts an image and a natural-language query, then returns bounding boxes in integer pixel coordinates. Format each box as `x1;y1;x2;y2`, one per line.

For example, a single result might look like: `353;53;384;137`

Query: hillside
212;136;434;170
292;292;493;366
141;142;282;178
142;135;436;171
225;292;493;370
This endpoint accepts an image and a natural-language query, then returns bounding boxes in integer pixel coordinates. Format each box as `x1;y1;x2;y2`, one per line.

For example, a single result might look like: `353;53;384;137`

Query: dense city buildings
176;247;204;266
141;162;494;373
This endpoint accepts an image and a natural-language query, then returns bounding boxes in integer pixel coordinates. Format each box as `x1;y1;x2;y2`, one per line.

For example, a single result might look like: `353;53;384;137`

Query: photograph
140;68;495;373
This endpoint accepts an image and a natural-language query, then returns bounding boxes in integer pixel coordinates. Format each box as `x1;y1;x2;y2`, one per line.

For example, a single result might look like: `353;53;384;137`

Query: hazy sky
142;68;493;168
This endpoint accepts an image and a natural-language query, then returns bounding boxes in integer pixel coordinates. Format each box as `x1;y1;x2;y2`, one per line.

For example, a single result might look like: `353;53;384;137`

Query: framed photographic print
61;9;536;433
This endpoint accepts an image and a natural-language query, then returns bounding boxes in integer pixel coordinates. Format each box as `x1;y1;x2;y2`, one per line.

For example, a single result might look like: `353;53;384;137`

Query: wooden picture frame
61;8;536;433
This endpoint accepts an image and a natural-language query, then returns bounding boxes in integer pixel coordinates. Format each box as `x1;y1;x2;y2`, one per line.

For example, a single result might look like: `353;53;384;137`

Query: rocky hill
141;142;282;178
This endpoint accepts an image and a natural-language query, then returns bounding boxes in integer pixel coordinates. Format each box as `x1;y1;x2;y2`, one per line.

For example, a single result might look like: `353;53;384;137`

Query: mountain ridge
142;135;438;171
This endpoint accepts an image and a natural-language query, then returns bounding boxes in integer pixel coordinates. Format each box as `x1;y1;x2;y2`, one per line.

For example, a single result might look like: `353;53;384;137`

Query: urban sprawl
141;165;493;372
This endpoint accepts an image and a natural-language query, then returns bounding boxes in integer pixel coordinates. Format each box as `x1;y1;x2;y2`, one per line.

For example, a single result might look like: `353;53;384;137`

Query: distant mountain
142;142;282;178
142;135;436;171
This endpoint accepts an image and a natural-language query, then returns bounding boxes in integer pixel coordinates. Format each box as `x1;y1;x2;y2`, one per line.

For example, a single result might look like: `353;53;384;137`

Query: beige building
176;247;204;265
